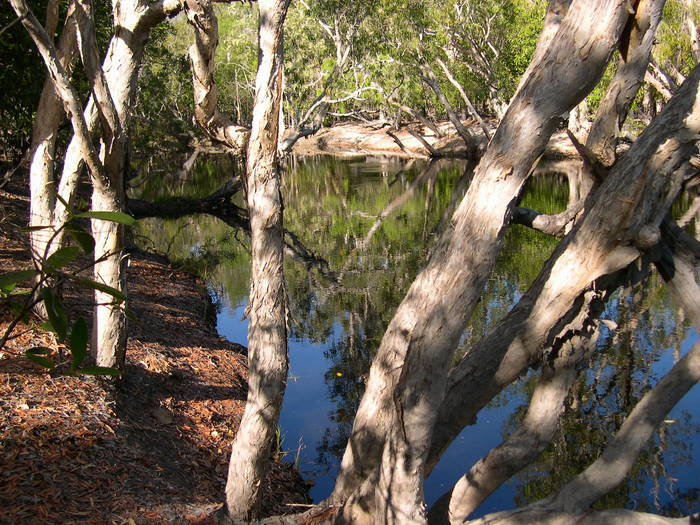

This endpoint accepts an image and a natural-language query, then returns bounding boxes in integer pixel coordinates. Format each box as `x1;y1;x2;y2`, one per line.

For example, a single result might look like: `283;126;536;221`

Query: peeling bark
28;1;78;265
88;0;182;367
586;0;665;167
428;63;700;478
224;0;291;520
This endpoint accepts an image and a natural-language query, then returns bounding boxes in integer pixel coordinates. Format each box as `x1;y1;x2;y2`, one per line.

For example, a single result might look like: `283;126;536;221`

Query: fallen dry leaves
0;185;309;524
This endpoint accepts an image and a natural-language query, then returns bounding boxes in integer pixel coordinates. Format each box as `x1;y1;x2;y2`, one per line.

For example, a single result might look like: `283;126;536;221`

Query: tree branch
435;57;491;141
8;0;107;190
184;0;250;154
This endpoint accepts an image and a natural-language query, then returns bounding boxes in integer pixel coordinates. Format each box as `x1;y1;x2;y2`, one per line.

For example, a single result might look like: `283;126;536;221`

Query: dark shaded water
135;154;700;518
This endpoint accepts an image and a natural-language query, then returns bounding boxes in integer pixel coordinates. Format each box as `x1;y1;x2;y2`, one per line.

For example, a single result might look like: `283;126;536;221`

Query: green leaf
41;288;68;340
78;366;120;376
75;211;136;226
21;225;53;231
55;192;73;212
0;270;38;293
25;353;54;369
75;278;126;302
39;320;56;333
26;346;52;355
69;318;88;368
66;222;95;254
45;246;81;270
6;289;31;296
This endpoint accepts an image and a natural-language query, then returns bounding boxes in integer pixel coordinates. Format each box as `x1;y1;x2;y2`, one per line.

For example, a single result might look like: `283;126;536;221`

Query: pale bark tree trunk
471;325;700;525
429;63;700;476
8;0;109;197
685;0;700;62
562;0;665;231
28;1;78;266
185;0;250;154
434;57;491;141
514;0;572;95
567;98;588;144
52;99;98;250
420;63;474;154
88;0;182;367
586;0;665;167
224;0;291;520
419;64;700;525
332;2;632;522
14;0;183;368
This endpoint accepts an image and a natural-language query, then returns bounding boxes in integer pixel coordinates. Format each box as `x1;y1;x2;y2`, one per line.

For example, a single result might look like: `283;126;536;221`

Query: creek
134;153;700;517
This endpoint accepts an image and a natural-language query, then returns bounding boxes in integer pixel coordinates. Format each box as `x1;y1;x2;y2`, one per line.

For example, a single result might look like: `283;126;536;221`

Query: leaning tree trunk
432;63;700;524
224;0;291;521
424;0;666;476
332;1;632;523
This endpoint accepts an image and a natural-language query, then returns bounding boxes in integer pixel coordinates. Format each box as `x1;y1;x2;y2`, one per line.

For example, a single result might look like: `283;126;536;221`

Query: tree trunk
435;57;491;141
428;63;700;476
420;63;474;154
585;0;665;167
88;0;175;367
224;0;291;520
333;2;632;522
185;0;250;154
28;2;77;265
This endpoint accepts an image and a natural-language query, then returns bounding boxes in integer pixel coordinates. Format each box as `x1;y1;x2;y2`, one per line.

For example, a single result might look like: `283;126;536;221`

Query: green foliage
0;0;112;159
0;209;134;376
655;0;698;77
133;22;196;153
497;0;547;97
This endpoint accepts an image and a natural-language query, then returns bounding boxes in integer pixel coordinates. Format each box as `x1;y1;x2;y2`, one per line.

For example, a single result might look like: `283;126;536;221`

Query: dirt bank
0;182;309;524
288;119;579;160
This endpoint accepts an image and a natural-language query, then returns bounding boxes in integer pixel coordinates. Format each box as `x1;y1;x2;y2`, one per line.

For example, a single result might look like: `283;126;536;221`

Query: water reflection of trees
507;275;699;516
133;154;697;512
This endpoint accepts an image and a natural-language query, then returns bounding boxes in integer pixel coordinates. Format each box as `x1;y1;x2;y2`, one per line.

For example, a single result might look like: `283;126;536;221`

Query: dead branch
511;199;585;237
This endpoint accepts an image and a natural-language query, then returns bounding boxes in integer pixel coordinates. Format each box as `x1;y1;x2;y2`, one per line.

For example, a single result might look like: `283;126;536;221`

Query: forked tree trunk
332;1;632;522
418;4;670;520
224;0;291;520
430;60;700;462
426;65;700;525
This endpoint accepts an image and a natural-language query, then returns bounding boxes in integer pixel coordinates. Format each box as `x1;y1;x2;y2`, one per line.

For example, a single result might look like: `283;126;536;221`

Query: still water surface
136;154;700;517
